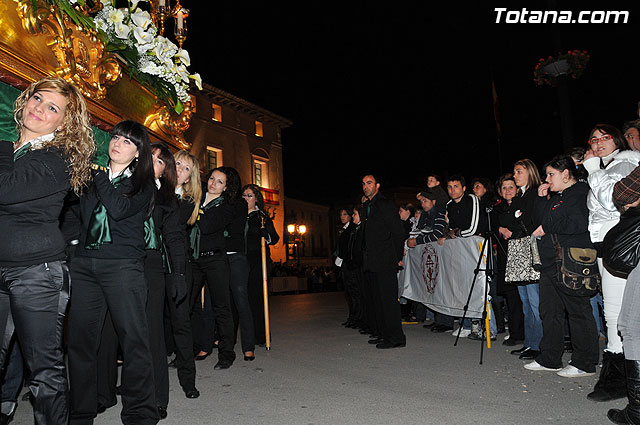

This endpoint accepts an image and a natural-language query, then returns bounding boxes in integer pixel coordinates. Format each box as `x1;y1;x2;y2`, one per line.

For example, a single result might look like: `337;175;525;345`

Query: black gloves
169;273;187;304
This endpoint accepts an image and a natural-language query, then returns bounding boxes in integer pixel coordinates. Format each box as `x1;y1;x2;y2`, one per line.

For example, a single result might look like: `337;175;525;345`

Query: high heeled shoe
244;351;255;361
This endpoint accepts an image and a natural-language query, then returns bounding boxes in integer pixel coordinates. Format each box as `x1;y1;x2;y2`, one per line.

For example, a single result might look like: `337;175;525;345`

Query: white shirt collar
175;186;184;197
108;166;133;182
14;132;55;152
155;178;161;189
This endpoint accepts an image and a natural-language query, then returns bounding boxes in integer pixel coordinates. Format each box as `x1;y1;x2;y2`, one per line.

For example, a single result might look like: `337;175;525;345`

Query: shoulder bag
602;208;640;279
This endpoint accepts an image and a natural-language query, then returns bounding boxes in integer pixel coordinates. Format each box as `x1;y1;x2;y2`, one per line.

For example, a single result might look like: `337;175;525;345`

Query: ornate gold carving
144;95;196;148
13;0;121;100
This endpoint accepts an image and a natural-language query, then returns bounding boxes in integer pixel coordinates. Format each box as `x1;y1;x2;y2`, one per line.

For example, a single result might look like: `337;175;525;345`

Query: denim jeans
517;283;542;350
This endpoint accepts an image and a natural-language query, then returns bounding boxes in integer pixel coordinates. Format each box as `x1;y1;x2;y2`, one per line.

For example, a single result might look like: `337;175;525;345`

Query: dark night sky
181;1;640;205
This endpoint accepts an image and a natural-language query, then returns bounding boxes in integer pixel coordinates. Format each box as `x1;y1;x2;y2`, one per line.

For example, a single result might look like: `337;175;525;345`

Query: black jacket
196;194;234;255
224;198;249;254
362;193;405;272
76;170;154;260
510;186;539;238
246;209;279;256
534;181;593;268
0;142;70;266
150;193;185;274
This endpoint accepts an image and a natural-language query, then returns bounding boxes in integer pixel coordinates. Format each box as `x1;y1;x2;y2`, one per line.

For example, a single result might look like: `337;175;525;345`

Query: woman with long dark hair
0;76;94;425
67;120;159;425
190;167;236;369
220;168;257;360
242;184;279;346
145;143;185;418
583;124;640;401
524;155;599;377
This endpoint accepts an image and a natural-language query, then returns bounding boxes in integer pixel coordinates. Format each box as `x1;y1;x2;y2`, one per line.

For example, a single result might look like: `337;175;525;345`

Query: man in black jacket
361;175;406;349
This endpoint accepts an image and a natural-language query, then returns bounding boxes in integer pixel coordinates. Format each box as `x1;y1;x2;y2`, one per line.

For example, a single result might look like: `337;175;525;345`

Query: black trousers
0;262;69;425
164;260;196;392
96;311;118;411
503;283;525;340
365;270;406;345
145;252;169;408
343;266;362;324
247;250;269;345
536;268;599;372
67;256;159;425
191;254;235;364
228;253;255;353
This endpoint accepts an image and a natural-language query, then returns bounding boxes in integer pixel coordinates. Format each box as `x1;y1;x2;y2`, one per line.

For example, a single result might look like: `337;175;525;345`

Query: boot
589;352;627;402
608;359;640;424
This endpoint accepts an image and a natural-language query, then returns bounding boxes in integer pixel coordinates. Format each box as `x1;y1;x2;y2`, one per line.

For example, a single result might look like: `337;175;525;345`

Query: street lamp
287;223;306;267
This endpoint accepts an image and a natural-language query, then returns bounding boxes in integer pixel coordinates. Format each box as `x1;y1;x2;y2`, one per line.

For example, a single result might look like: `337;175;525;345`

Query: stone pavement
13;292;620;424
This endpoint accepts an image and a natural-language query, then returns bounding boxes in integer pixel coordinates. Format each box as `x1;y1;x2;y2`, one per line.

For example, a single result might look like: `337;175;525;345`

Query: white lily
175;49;191;67
189;73;203;90
114;22;131;39
174;64;191;83
131;9;152;30
133;26;153;45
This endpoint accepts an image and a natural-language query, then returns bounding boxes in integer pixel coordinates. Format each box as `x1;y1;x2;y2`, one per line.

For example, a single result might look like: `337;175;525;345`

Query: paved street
14;292;620;424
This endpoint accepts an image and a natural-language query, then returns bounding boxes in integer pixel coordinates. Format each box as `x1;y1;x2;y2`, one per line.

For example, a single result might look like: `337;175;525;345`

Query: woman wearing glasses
583;124;640;402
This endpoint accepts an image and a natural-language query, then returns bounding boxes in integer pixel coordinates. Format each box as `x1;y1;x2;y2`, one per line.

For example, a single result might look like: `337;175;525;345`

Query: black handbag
602;208;640;279
552;235;600;297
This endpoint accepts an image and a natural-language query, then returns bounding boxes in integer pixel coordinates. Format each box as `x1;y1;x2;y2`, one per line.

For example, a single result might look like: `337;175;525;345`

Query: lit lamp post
287;224;306;267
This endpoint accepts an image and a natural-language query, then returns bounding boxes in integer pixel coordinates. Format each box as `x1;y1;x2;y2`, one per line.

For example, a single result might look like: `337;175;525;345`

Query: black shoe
423;322;436;329
519;348;540;360
158;406;167;420
168;357;177;368
0;406;15;425
195;352;210;361
368;337;383;344
503;338;523;347
214;361;232;370
244;354;256;361
511;346;529;355
376;341;406;349
431;324;453;333
184;388;200;399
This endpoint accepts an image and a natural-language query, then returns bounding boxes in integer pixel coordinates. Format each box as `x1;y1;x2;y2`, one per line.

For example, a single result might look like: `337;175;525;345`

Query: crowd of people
334;122;640;425
0;77;279;425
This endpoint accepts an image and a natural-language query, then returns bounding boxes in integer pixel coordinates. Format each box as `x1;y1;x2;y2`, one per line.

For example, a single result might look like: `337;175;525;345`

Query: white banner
398;236;488;319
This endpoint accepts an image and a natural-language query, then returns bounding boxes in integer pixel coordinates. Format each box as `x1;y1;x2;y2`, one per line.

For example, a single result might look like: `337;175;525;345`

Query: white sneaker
557;364;595;378
452;327;471;338
524;361;562;372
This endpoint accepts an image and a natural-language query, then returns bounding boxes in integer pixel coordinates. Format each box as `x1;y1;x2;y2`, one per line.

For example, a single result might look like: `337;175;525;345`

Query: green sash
144;216;159;250
13;142;31;161
85;174;129;249
189;195;224;260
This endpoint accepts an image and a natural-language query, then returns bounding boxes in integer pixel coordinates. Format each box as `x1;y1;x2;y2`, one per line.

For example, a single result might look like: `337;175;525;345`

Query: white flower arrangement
93;0;201;113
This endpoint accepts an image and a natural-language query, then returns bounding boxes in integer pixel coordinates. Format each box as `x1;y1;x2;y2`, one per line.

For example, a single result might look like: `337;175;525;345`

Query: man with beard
361;175;406;349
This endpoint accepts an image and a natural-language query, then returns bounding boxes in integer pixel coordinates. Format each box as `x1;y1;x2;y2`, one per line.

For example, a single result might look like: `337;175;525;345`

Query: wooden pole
485;298;492;349
261;219;271;350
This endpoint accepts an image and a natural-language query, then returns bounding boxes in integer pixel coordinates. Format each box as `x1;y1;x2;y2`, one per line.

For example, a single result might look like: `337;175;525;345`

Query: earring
562;178;568;183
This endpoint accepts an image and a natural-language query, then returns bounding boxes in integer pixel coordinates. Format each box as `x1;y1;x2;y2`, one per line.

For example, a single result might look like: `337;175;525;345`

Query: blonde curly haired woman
0;76;94;425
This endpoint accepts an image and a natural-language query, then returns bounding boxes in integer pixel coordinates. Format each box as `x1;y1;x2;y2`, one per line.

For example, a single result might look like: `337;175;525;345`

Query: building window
211;103;222;122
255;120;263;137
206;146;222;171
253;158;268;188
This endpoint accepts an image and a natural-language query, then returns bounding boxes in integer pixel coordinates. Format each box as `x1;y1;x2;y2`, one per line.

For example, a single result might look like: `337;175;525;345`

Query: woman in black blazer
67;120;159;425
190;167;236;370
242;184;280;346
